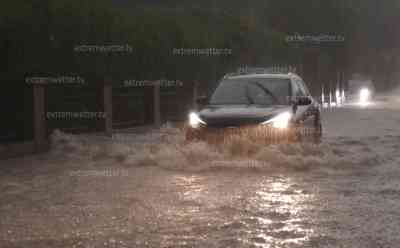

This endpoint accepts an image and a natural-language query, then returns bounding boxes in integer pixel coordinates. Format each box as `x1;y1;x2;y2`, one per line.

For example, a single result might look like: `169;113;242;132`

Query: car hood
198;105;291;128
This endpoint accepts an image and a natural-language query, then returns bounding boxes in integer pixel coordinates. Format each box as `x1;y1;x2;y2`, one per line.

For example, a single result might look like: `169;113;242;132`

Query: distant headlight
359;88;371;105
261;112;292;129
189;112;206;128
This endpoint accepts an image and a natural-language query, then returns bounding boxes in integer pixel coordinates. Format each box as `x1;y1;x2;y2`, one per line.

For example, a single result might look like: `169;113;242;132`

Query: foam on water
49;126;391;173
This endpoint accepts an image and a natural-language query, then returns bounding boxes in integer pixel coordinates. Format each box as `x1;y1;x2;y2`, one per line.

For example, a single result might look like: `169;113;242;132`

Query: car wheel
185;126;202;142
313;112;322;143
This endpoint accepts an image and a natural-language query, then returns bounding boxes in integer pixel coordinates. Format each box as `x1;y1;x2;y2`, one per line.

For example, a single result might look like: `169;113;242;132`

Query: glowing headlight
359;88;371;105
189;112;206;128
262;112;292;129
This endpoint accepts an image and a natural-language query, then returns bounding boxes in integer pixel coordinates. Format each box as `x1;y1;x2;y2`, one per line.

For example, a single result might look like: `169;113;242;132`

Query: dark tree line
1;0;399;90
1;0;399;142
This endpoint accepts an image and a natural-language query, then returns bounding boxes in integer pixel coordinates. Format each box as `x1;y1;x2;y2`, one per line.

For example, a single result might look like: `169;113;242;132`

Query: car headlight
261;112;292;129
359;88;371;105
189;112;206;128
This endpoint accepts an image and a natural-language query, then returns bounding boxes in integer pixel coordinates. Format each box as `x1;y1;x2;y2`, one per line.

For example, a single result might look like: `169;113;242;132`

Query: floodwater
1;98;400;247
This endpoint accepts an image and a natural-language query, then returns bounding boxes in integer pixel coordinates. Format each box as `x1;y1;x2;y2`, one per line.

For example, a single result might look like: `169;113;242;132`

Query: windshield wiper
250;81;280;104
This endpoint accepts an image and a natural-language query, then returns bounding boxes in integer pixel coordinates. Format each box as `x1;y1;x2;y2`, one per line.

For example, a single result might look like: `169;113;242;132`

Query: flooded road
1;100;400;247
156;173;317;247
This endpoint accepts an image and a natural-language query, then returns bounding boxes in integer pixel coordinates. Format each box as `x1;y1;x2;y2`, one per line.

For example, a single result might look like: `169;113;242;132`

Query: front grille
186;125;321;144
201;117;267;128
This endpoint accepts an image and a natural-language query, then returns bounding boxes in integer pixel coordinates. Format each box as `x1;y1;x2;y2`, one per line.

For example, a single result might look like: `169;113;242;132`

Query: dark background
1;0;399;142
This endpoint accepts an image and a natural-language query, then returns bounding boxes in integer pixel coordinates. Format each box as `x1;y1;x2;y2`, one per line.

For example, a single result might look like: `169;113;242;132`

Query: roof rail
223;66;297;78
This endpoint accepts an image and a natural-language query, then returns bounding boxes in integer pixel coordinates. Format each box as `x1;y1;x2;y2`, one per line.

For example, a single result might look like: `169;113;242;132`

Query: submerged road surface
1;98;400;247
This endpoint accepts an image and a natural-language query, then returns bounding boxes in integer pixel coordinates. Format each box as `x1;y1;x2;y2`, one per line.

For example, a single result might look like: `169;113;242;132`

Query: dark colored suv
185;70;322;143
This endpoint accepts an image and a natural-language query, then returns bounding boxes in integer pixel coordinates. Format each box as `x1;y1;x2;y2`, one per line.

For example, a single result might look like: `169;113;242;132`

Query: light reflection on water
248;177;315;247
160;174;315;247
173;175;206;202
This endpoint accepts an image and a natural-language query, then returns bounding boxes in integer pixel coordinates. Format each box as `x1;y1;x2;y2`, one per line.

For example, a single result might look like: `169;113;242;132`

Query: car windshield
209;78;291;105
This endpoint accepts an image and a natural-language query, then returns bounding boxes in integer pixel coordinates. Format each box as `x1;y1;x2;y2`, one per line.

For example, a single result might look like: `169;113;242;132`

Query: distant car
185;70;322;143
347;78;375;105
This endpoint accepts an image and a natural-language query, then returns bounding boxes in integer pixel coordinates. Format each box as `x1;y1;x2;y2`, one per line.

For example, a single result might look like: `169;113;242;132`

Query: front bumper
185;125;300;144
185;123;322;144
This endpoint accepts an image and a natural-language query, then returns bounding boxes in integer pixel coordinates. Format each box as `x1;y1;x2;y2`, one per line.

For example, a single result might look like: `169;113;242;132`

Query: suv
185;69;322;143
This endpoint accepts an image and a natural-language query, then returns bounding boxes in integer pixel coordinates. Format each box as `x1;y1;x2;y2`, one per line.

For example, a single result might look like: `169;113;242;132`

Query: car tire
185;126;201;142
313;112;322;143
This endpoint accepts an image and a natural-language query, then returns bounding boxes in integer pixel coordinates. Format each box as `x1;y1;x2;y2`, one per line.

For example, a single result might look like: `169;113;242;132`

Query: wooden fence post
33;85;47;152
153;81;161;127
103;81;113;136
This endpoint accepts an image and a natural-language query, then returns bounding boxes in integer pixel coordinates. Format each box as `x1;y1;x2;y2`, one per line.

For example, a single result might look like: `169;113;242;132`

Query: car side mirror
196;95;208;106
296;96;312;106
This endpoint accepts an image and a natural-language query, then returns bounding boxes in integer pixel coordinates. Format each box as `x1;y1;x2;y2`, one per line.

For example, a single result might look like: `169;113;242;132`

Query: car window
297;79;310;96
246;83;276;105
293;79;306;97
209;78;291;105
291;79;301;97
